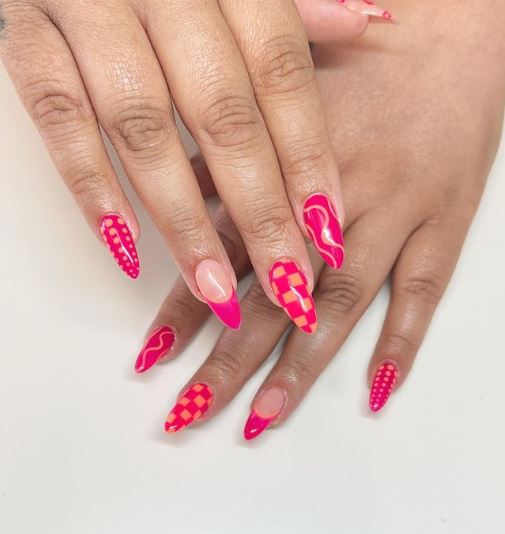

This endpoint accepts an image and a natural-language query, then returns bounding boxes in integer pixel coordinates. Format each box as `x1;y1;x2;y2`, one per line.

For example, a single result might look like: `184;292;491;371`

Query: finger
134;206;251;373
243;213;412;440
0;5;140;278
220;0;346;269
367;215;469;412
52;4;239;326
147;1;317;333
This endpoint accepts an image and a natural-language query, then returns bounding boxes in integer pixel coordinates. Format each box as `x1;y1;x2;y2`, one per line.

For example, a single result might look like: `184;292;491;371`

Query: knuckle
281;139;330;181
398;276;444;305
317;273;365;315
66;168;107;203
239;201;293;243
164;202;208;244
253;35;314;94
109;103;174;153
197;92;263;149
207;347;244;381
282;355;313;384
242;283;282;321
383;332;418;354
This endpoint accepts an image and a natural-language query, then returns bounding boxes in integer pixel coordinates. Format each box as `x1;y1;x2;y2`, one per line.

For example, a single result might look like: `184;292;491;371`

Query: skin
142;0;505;426
0;0;368;305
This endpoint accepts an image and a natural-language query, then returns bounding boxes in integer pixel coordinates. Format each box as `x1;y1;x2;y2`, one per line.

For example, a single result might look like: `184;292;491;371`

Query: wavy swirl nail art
135;326;176;374
303;194;345;269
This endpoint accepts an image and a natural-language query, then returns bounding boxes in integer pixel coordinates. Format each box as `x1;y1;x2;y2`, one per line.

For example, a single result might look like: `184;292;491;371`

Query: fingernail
338;0;396;22
369;361;399;412
303;194;345;269
244;387;286;441
195;259;241;329
100;213;139;279
164;383;213;433
269;260;317;334
134;326;176;374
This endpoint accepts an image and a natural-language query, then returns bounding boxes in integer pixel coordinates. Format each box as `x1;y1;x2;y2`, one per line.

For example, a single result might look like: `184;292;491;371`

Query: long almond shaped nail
100;213;139;279
134;326;176;374
195;259;241;329
269;260;317;334
369;361;399;412
244;387;286;441
338;0;396;22
164;383;213;433
303;194;345;269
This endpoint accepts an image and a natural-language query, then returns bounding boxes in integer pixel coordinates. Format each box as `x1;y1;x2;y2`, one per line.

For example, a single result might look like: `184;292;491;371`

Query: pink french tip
338;0;397;22
100;213;140;279
243;411;274;441
369;361;399;412
134;326;176;374
206;289;242;330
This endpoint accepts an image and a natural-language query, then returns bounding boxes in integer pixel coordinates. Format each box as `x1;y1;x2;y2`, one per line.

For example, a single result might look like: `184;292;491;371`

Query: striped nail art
134;326;175;374
369;362;399;412
269;260;317;334
100;213;139;279
164;383;213;433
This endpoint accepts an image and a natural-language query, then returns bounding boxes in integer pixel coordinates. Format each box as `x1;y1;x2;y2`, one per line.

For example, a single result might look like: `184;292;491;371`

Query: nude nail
338;0;396;22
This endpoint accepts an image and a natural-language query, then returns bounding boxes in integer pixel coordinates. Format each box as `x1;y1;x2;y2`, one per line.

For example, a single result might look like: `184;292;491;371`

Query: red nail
303;194;345;269
164;383;213;433
100;213;139;279
244;387;286;441
134;326;176;374
269;260;317;334
369;361;399;412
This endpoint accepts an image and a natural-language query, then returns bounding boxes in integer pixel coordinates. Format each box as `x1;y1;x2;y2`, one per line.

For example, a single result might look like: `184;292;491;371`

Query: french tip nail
243;412;273;441
369;361;399;413
207;290;242;329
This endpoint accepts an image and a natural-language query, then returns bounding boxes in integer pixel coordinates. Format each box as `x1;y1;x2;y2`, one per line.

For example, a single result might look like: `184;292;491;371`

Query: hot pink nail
304;194;344;269
134;326;176;374
100;213;139;279
369;361;399;412
195;259;241;329
244;387;286;441
338;0;395;21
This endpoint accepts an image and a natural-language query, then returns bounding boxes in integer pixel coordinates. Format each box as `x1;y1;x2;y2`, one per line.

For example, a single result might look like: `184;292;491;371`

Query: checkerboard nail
164;383;213;433
100;213;139;279
369;362;399;412
269;260;317;334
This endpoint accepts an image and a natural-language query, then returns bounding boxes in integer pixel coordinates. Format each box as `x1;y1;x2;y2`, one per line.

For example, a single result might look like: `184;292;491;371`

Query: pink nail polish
338;0;395;21
303;194;345;269
244;387;286;441
165;383;213;433
269;260;317;334
369;361;399;412
134;326;176;374
100;213;139;279
195;259;241;329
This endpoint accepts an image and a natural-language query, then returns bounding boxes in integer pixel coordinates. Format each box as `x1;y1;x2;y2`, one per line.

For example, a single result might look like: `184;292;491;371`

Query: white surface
1;67;504;534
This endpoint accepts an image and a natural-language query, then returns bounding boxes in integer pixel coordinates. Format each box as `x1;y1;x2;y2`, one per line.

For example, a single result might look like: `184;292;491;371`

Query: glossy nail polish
369;361;399;412
269;260;317;334
338;0;395;21
244;387;286;441
134;326;176;374
164;383;213;433
100;213;139;279
303;194;345;269
195;259;241;329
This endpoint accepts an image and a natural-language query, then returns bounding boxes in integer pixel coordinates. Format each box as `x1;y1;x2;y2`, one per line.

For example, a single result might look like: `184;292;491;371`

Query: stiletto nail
338;0;395;21
303;194;345;269
195;259;241;329
244;387;286;441
100;213;139;279
369;361;399;412
134;326;176;374
269;260;317;334
164;383;213;433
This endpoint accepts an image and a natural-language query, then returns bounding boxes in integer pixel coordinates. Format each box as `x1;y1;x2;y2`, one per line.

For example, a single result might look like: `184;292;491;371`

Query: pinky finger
0;8;139;278
368;216;470;412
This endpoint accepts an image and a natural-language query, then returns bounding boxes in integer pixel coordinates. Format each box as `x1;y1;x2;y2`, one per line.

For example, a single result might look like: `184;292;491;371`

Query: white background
1;67;504;534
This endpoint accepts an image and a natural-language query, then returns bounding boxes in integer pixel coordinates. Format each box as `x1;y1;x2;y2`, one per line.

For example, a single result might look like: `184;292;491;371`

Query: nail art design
303;194;345;269
134;326;176;374
195;259;241;329
244;387;286;441
100;214;139;279
269;260;317;334
369;361;399;412
338;0;395;21
164;383;213;433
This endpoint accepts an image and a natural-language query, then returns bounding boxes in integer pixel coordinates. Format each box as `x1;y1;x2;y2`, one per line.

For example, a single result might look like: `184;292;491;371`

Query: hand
0;0;393;330
131;0;505;437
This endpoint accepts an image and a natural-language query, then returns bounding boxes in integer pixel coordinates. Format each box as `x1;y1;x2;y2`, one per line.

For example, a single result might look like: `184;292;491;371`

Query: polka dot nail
369;361;399;412
100;214;140;279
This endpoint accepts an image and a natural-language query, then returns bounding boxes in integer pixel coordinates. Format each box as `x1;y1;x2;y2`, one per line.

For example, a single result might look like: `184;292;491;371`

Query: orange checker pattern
164;383;213;433
269;261;317;334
